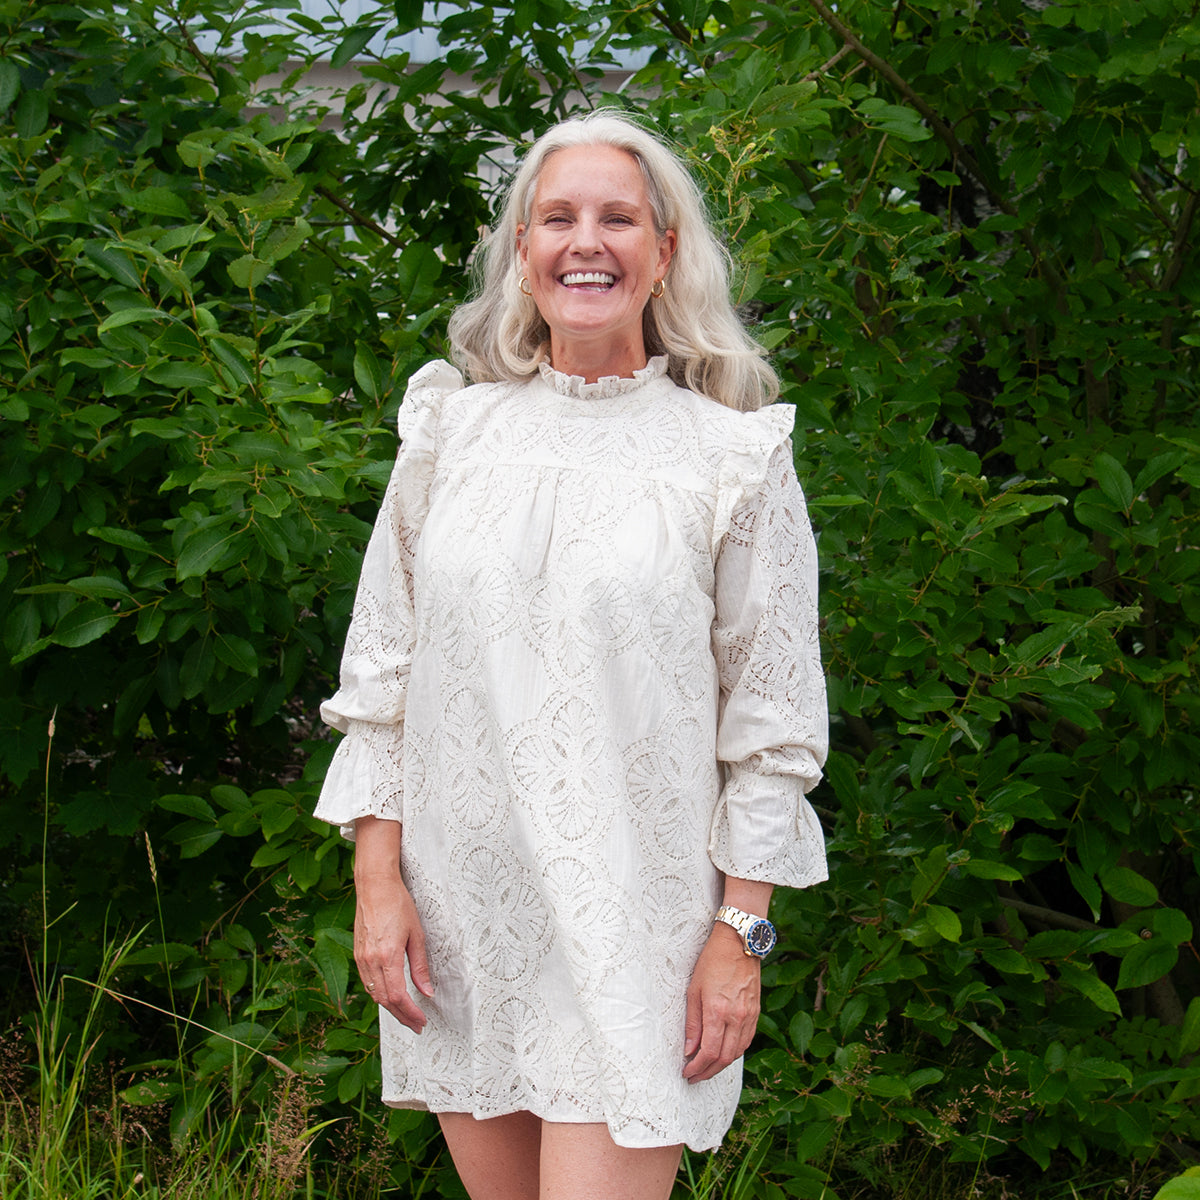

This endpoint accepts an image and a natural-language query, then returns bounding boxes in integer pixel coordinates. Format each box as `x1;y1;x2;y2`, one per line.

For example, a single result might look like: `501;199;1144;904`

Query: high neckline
537;356;669;400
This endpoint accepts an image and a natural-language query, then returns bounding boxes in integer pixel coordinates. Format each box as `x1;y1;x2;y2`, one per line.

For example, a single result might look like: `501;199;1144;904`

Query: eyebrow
532;197;644;214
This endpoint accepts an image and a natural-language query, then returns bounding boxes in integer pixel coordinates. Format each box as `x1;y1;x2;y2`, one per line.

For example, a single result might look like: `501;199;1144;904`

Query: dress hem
380;1094;725;1152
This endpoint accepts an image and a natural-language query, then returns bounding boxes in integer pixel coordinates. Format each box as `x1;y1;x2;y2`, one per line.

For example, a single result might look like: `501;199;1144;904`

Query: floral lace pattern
316;359;828;1151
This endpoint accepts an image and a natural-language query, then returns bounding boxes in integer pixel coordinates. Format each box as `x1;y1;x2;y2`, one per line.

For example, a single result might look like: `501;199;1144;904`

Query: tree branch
316;186;405;249
806;0;1067;297
998;896;1099;933
1161;189;1198;294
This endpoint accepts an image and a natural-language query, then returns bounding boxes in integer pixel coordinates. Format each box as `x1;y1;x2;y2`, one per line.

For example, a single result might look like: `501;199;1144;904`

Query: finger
683;988;702;1060
378;970;428;1033
682;1006;724;1082
407;922;435;999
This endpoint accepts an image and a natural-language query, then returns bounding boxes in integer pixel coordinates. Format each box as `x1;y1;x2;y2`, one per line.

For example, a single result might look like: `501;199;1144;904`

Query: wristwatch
715;905;777;959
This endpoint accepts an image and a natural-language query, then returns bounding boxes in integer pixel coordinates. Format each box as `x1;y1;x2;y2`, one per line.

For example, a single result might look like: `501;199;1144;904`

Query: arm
682;434;829;1081
353;815;434;1032
682;876;773;1083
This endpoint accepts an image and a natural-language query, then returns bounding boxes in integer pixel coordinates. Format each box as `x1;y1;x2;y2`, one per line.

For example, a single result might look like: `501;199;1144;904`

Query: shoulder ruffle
395;359;465;443
712;403;797;553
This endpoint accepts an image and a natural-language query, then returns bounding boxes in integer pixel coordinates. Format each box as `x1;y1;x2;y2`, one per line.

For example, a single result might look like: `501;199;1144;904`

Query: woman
314;110;828;1200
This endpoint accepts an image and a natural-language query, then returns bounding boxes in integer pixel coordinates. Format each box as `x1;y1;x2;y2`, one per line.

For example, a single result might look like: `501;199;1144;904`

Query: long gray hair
447;110;779;411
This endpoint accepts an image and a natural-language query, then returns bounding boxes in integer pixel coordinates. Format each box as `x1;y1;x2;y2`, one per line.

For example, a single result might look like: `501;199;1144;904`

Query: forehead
532;144;649;209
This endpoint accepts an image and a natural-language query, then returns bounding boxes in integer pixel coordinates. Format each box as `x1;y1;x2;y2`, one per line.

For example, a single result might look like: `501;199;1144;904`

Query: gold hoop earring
519;277;533;296
650;278;665;299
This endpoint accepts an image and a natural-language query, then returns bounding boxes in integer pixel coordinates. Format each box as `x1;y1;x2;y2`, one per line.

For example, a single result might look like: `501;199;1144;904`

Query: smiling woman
313;111;829;1200
516;143;676;381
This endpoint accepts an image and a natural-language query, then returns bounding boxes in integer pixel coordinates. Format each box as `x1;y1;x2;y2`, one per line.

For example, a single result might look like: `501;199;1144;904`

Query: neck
548;334;648;384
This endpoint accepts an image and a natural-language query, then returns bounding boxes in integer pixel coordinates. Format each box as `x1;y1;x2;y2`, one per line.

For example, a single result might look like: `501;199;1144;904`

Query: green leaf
120;1079;182;1106
926;905;962;943
1058;961;1122;1015
354;340;385;401
1030;62;1075;121
15;88;48;137
331;24;383;69
214;632;259;677
157;793;216;821
1152;1172;1200;1200
228;255;273;289
289;847;321;891
314;927;350;1005
51;602;120;648
1116;937;1178;991
145;362;219;390
963;859;1022;881
0;58;19;110
131;186;191;219
1151;907;1193;945
176;522;242;580
1180;998;1200;1057
1101;866;1158;906
1093;452;1134;512
99;306;170;331
85;244;144;290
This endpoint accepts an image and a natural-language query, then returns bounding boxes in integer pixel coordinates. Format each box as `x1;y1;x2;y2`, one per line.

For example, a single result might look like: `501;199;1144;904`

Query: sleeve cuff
312;719;405;841
708;756;828;888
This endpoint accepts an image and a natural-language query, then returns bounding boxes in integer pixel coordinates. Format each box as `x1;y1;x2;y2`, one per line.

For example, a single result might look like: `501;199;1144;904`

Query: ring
366;982;375;991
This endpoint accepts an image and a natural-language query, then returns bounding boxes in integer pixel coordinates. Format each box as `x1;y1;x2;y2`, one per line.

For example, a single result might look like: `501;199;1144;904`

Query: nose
568;215;603;255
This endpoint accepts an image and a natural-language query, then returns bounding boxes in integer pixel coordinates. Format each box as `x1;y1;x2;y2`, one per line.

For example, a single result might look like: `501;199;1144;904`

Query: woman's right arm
353;815;434;1033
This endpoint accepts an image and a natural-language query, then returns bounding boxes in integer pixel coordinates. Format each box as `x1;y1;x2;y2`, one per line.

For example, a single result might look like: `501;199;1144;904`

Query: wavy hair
447;110;779;411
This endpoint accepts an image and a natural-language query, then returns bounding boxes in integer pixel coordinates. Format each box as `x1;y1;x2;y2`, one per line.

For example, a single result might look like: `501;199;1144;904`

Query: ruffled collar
537;355;669;400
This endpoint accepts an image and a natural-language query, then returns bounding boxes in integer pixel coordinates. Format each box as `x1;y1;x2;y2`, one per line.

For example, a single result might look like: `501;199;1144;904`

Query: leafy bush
2;0;1197;1193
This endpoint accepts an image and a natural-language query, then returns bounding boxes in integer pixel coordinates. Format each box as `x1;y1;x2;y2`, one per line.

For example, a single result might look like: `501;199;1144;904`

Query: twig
803;42;854;82
316;186;405;249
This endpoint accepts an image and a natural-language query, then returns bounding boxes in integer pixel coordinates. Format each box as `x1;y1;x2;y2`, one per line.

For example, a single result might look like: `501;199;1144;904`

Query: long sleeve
313;360;463;839
709;438;829;887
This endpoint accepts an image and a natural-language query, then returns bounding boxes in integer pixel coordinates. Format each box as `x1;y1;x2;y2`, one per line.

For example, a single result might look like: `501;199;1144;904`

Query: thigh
438;1111;542;1200
539;1122;683;1200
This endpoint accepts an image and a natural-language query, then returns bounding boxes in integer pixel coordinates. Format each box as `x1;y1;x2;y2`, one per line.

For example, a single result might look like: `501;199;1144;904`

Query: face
517;143;676;381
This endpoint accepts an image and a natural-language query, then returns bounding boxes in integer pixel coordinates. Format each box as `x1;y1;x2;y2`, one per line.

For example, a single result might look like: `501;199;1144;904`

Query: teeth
561;272;616;286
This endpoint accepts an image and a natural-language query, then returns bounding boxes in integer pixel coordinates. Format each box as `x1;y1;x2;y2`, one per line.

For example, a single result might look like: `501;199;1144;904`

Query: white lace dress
314;356;828;1151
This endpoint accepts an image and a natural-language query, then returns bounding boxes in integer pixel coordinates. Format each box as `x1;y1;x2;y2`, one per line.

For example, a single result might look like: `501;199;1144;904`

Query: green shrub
2;0;1197;1192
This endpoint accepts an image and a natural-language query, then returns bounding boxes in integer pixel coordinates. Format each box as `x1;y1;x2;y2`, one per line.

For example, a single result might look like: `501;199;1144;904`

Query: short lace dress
314;356;828;1151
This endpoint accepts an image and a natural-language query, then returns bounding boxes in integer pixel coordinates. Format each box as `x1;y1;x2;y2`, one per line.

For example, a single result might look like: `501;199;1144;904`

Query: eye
542;213;572;226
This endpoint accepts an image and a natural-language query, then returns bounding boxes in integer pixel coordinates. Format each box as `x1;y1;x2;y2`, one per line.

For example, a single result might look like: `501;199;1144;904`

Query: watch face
746;919;777;957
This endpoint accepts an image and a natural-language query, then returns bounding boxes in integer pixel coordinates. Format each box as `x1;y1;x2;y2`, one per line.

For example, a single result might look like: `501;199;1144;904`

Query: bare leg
539;1122;683;1200
438;1111;542;1200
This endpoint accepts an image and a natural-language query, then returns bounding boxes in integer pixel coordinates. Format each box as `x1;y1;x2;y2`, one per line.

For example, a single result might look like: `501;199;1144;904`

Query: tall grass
0;715;408;1200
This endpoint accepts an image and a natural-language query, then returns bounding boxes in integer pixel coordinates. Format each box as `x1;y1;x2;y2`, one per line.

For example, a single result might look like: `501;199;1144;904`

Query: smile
560;272;616;288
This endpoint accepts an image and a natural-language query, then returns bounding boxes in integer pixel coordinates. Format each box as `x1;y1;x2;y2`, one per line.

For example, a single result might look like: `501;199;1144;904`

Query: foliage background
1;0;1198;1195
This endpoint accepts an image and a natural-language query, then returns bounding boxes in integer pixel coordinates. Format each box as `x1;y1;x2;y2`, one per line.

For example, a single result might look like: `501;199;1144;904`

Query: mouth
559;271;617;291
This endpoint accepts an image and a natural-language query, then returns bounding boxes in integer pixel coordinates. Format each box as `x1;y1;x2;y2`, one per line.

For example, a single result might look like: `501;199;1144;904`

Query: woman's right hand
352;816;434;1033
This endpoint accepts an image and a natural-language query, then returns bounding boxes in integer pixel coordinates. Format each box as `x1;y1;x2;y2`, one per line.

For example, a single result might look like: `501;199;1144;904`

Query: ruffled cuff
312;719;405;841
708;751;828;888
712;404;797;554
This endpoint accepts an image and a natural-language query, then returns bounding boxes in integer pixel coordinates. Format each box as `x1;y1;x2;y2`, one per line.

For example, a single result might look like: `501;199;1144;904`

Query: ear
517;224;529;269
657;229;677;279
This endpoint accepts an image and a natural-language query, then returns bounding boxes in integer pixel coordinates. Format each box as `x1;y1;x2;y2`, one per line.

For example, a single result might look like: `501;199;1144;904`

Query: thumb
407;922;434;998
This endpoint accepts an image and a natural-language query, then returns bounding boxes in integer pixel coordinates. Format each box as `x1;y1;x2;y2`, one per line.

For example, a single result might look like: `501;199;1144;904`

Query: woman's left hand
681;922;761;1083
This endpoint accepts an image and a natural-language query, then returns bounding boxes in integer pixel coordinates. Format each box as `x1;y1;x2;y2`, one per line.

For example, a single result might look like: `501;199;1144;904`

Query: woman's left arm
682;876;773;1083
684;431;830;1081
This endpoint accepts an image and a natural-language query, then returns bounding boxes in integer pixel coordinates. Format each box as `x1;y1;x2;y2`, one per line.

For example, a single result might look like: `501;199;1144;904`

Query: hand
354;870;434;1033
681;921;761;1083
